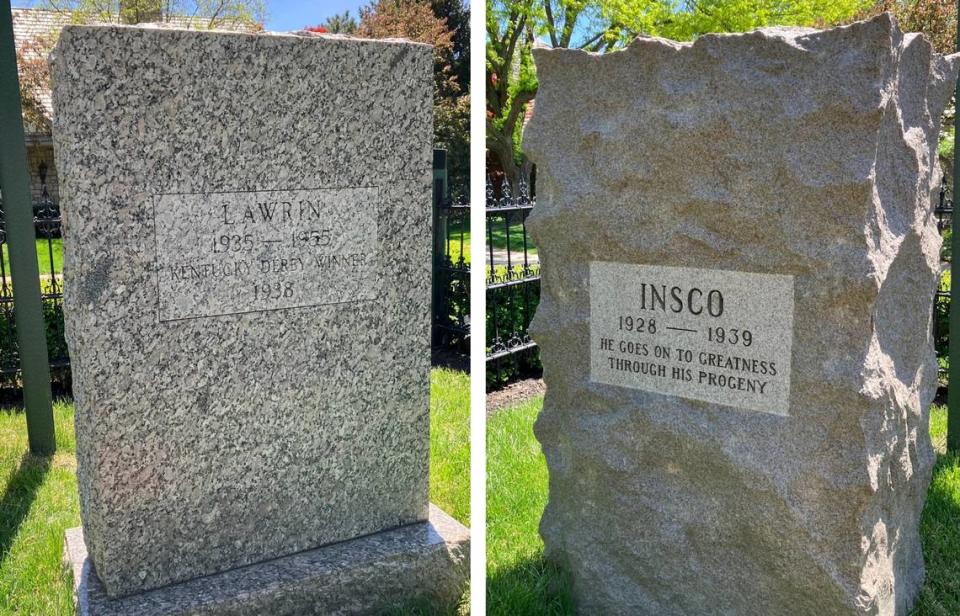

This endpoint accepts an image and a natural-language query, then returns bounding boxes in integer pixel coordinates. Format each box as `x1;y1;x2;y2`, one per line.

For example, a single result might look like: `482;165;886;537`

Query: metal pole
949;1;960;451
433;148;449;259
431;149;448;345
0;0;55;454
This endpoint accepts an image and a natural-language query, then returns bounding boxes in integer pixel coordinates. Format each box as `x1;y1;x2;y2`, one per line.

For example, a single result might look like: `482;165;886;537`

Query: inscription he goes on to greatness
155;188;378;321
589;262;794;415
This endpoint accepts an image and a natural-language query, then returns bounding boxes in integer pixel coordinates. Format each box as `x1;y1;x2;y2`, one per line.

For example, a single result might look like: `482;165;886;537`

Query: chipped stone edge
63;504;469;616
56;21;434;49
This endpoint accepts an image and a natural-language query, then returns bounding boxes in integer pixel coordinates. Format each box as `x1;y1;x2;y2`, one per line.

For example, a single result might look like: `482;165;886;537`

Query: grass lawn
1;239;64;278
0;368;470;615
429;368;470;527
487;397;960;616
487;221;537;258
444;225;471;266
486;396;572;616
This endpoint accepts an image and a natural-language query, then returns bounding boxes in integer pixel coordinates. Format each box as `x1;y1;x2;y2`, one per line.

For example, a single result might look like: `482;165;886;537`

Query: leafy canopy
44;0;265;28
486;0;878;184
358;0;470;188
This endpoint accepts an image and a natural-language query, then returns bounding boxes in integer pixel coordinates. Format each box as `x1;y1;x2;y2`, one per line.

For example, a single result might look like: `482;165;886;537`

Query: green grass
0;369;469;615
939;127;954;162
487;221;537;257
0;401;78;616
917;405;960;615
443;225;471;266
486;395;572;615
429;368;470;525
1;239;63;278
487;398;960;615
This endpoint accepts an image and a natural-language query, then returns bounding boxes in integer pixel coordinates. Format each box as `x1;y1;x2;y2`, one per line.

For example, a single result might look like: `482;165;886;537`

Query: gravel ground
486;378;545;416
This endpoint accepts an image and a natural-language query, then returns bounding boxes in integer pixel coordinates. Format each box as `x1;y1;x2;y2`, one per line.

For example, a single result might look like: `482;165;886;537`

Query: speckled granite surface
525;14;959;616
51;25;437;598
64;505;470;615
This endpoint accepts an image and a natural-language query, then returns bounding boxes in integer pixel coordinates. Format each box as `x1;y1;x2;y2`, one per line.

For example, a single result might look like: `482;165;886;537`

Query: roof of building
13;7;261;138
12;6;73;45
13;8;71;135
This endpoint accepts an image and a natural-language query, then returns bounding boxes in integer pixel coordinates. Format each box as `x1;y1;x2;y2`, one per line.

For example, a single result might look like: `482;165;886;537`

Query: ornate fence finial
518;175;529;203
500;176;512;208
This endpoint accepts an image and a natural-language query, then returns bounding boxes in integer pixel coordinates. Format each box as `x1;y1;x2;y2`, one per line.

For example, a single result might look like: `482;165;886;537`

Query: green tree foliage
16;31;56;133
358;0;470;188
487;0;873;185
322;10;358;34
44;0;265;29
486;0;537;185
602;0;871;46
431;0;471;110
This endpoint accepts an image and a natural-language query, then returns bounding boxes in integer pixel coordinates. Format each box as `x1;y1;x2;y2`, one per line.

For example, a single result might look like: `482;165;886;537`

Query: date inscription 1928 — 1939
590;261;794;415
154;187;378;321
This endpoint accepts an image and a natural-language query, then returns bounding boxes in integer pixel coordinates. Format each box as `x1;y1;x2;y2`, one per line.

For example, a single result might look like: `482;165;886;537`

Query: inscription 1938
590;262;794;415
154;187;378;321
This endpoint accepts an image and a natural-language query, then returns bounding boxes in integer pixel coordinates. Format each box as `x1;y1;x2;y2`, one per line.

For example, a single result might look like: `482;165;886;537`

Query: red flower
304;25;327;33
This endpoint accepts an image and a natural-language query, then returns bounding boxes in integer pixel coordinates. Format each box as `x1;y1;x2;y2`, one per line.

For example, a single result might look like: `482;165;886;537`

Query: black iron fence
432;150;470;351
483;176;953;391
0;188;69;387
0;151;470;390
0;169;951;392
486;175;541;389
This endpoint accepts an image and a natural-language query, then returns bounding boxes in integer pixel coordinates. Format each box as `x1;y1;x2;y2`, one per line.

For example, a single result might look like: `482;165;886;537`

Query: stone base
63;504;469;616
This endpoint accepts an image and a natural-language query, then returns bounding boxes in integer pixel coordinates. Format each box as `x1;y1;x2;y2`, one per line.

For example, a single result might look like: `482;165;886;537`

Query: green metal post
433;148;449;258
431;149;448;345
0;0;55;454
949;2;960;452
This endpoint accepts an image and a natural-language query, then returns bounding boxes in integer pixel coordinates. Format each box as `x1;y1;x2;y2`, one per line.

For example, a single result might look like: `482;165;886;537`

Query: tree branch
558;3;579;48
207;0;227;28
543;0;559;47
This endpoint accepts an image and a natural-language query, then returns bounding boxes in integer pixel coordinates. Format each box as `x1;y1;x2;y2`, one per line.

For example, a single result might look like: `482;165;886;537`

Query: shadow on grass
914;448;960;615
0;377;73;406
431;346;469;372
487;220;537;255
382;591;465;616
0;451;51;566
487;553;574;616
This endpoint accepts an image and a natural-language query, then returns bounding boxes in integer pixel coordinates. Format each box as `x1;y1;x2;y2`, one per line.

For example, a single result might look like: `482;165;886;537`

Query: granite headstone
52;23;467;613
525;14;958;615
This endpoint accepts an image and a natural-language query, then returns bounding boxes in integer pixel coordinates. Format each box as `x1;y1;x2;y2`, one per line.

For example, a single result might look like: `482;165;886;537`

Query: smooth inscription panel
590;262;795;415
155;188;379;321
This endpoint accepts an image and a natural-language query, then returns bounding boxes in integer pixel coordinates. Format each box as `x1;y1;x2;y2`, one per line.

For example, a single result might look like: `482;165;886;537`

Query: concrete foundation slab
64;505;468;616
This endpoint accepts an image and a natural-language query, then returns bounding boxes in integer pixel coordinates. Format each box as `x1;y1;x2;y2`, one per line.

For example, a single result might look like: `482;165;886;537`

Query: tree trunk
487;131;529;197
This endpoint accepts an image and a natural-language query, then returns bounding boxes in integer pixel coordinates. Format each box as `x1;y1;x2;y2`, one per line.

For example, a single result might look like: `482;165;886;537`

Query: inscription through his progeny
154;187;379;321
590;262;794;415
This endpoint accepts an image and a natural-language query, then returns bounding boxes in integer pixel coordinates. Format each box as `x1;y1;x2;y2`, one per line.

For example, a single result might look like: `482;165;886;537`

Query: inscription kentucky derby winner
590;262;794;415
154;187;378;321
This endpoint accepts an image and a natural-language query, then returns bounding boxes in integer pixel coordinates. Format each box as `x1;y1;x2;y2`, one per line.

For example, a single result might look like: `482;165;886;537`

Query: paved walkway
487;249;540;268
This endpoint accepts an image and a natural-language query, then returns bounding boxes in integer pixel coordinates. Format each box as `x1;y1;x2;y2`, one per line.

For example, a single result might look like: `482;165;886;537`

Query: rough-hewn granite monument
524;14;958;615
52;24;468;614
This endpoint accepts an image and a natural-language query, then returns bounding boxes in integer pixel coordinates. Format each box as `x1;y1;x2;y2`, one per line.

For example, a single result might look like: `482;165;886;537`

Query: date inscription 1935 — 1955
590;262;795;415
154;187;379;321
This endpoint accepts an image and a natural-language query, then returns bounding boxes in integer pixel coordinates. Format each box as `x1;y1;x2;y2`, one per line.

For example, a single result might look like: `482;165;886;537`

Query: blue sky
263;0;368;32
11;1;371;32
